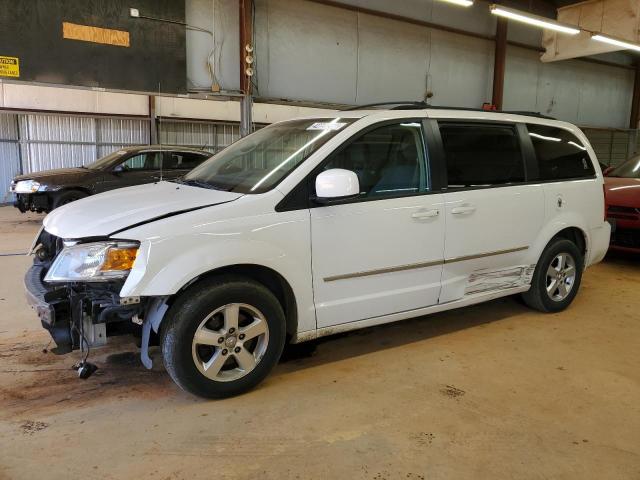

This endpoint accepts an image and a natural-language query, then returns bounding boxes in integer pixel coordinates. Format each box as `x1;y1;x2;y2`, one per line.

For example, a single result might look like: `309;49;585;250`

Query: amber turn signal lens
101;247;138;272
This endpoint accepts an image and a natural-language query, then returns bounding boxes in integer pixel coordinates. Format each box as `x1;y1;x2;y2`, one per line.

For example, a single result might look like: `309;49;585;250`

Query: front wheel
160;276;286;398
52;190;88;209
522;238;584;313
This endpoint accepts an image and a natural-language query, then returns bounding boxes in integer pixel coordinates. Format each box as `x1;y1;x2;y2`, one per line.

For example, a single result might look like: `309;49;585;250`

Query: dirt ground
0;206;638;480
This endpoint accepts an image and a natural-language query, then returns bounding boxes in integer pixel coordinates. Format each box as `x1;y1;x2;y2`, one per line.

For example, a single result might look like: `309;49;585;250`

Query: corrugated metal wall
19;115;97;173
97;118;151;158
18;114;150;173
0;111;250;203
158;119;241;154
0;113;21;204
583;128;639;167
0;112;150;204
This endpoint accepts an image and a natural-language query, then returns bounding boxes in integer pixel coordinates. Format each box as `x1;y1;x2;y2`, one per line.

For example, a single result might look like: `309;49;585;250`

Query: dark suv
10;145;211;213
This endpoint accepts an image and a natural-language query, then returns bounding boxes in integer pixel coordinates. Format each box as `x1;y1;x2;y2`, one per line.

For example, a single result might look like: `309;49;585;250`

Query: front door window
119;152;163;171
320;122;428;199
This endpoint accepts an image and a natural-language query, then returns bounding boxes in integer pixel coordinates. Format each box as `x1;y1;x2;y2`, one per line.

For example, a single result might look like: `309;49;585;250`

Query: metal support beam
492;17;508;111
627;129;638;158
239;0;251;95
630;62;640;129
15;113;24;175
240;95;253;137
149;95;158;145
239;0;254;137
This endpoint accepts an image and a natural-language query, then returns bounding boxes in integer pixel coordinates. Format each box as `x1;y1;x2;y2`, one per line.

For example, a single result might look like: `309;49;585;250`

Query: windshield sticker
306;122;347;131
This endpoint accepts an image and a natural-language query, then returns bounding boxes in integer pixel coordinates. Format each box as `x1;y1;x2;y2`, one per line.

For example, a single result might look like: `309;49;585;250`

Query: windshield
86;150;130;170
182;118;354;193
609;156;640;179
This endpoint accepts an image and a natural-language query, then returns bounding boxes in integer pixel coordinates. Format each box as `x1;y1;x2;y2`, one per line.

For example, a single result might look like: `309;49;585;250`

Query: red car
604;156;640;253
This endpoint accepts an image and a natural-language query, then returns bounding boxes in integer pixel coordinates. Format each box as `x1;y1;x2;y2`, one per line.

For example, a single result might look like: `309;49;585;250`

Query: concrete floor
0;206;638;480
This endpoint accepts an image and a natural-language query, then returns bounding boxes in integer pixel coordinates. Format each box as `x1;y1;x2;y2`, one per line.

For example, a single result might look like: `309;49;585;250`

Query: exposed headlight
45;241;139;282
13;180;43;194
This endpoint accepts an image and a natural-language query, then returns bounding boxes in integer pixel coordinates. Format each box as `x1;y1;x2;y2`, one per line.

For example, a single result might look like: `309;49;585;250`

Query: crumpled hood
604;177;640;208
43;181;242;239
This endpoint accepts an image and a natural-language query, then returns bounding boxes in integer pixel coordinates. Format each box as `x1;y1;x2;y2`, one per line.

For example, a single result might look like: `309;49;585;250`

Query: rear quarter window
526;124;595;180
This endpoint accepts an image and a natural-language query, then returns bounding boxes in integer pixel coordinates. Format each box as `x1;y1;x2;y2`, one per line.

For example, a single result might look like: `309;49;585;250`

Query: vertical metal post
609;131;614;165
15;114;24;175
240;95;253;137
629;61;640;130
239;0;254;137
149;95;158;145
492;17;508;111
628;129;638;158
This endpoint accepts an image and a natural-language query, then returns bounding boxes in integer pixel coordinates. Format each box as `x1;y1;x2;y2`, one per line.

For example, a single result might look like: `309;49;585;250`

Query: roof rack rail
501;110;556;120
418;105;556;120
342;102;556;120
342;101;428;111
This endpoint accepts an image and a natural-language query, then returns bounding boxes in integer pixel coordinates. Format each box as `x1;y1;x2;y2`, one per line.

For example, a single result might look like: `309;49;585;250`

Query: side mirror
315;168;360;203
603;166;614;176
113;165;125;173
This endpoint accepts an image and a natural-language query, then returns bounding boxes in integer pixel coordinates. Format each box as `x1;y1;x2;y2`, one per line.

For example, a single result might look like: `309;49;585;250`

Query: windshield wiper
172;178;220;190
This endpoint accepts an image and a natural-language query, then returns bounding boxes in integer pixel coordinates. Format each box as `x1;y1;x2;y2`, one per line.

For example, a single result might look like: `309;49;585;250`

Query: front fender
119;207;316;333
124;236;299;296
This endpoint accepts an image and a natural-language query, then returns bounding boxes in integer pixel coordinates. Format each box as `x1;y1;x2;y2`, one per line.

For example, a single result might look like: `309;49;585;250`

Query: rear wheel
522;238;583;313
52;190;88;209
160;276;286;398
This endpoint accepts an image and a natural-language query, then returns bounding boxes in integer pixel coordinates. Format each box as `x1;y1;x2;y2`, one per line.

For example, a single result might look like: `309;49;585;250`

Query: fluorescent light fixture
591;34;640;52
438;0;474;7
490;5;580;35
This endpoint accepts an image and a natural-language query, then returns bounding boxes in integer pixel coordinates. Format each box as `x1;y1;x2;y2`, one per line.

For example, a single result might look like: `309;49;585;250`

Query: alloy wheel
545;252;577;302
191;303;269;382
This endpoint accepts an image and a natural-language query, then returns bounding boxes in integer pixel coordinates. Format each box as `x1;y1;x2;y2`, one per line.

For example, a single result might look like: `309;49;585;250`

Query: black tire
521;238;584;313
160;275;286;399
52;190;88;209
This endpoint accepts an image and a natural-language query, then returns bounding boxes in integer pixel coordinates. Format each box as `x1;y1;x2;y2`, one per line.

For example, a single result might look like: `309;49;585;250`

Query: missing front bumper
14;193;50;213
24;264;141;355
24;264;73;353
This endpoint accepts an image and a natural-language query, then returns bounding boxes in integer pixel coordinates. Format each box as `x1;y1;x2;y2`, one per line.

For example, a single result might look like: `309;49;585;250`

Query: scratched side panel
465;265;536;296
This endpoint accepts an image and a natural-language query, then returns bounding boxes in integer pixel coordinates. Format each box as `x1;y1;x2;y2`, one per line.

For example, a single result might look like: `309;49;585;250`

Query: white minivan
25;105;611;398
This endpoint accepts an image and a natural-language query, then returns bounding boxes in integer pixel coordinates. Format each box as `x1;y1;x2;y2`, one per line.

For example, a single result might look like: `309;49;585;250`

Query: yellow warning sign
0;56;19;78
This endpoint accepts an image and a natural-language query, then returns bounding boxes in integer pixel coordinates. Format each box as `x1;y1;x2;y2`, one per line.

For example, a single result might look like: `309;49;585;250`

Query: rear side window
526;124;595;180
439;123;525;188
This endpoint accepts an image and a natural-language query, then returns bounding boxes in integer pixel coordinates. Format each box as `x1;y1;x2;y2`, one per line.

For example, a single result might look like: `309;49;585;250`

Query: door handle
451;205;476;215
411;209;440;219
